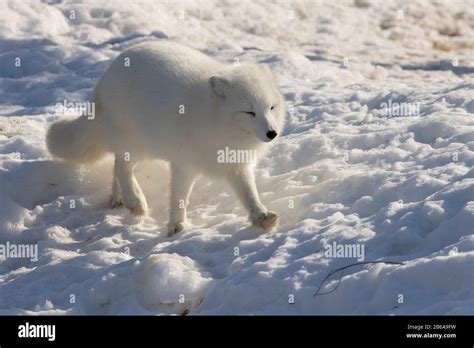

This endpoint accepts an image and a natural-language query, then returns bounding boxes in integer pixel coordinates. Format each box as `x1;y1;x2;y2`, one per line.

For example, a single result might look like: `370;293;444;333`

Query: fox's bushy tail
47;115;107;163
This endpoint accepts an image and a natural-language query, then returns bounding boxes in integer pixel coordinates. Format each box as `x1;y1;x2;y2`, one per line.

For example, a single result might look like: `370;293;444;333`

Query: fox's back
96;41;221;110
116;41;220;85
91;42;225;159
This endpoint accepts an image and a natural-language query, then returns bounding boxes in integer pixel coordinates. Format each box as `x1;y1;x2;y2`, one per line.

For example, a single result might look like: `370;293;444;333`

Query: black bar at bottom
0;315;472;346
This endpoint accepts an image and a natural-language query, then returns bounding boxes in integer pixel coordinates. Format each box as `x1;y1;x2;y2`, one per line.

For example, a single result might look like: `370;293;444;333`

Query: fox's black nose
266;130;277;140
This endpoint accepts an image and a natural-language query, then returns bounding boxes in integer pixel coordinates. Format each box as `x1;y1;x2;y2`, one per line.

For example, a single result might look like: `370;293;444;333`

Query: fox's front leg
228;165;279;230
167;164;196;236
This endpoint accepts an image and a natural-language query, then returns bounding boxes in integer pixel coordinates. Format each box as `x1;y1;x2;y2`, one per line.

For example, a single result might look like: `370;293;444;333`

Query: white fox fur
47;41;285;235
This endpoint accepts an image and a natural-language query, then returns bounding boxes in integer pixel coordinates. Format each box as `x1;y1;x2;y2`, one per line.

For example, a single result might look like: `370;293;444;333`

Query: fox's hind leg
112;154;148;216
167;163;196;236
110;176;123;208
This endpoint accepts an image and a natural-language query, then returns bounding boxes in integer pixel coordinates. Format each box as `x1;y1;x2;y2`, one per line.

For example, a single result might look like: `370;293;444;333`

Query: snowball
135;254;211;314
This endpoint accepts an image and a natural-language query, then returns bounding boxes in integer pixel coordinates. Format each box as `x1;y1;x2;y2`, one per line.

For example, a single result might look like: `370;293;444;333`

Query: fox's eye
270;106;275;111
244;111;256;117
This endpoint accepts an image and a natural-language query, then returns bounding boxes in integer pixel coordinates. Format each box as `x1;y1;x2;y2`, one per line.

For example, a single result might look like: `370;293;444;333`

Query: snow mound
135;254;212;314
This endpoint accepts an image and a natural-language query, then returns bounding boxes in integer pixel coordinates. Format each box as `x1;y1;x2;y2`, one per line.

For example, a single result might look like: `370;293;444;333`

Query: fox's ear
209;76;230;99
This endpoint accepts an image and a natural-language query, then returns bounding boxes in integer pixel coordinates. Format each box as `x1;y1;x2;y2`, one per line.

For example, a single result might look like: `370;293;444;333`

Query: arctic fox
47;41;285;235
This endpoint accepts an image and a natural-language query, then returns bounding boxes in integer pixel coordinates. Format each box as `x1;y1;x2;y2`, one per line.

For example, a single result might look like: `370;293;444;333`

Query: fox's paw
251;210;279;230
110;194;123;209
130;204;147;217
167;221;187;236
110;195;146;216
121;192;148;217
124;198;148;217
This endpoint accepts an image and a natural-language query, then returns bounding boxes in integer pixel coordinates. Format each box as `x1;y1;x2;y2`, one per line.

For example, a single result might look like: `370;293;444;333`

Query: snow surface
0;0;473;315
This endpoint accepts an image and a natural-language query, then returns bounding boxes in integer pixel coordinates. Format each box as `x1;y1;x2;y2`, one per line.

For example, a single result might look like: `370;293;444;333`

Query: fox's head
209;63;285;143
